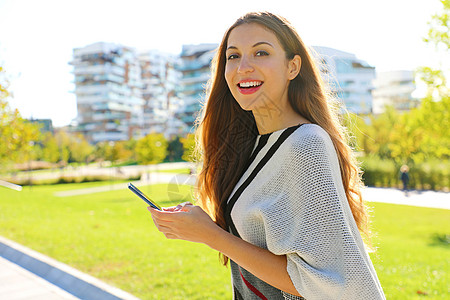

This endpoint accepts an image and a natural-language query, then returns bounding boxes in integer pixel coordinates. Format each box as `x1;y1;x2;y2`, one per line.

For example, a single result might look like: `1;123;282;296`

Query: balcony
180;73;210;84
177;60;210;72
92;131;128;142
73;64;125;76
92;112;126;121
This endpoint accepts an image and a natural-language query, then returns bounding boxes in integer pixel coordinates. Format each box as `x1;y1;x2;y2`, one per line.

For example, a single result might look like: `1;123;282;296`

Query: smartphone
127;183;162;210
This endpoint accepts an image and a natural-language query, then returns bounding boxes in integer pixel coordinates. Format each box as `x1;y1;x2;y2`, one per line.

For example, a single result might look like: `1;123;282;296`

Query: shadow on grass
429;233;450;248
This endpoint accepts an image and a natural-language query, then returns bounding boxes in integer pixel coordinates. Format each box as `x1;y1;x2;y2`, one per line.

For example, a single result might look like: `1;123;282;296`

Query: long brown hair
195;12;368;265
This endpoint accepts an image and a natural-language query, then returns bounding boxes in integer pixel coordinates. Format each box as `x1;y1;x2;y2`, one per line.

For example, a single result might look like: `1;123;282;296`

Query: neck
252;102;309;135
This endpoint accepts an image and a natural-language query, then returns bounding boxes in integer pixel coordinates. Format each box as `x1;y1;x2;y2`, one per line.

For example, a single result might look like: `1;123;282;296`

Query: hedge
360;156;449;191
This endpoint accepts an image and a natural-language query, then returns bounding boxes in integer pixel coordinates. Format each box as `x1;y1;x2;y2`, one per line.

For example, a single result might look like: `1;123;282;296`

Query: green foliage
416;67;448;99
46;130;94;164
0;66;41;167
346;93;449;190
94;140;135;164
417;0;450;100
165;136;184;162
423;0;450;51
135;133;168;164
39;132;60;163
346;95;449;165
360;156;449;190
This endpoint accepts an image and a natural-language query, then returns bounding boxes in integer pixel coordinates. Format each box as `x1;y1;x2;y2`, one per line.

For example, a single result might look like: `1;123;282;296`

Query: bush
360;156;449;191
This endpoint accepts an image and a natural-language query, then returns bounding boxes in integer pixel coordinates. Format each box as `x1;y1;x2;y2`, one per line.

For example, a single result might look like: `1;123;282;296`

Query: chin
236;100;256;112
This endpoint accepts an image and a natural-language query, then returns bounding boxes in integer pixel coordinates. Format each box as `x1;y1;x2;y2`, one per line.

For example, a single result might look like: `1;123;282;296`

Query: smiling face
225;23;299;112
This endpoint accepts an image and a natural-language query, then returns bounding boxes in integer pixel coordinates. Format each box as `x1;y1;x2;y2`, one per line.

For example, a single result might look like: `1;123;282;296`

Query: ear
287;55;301;80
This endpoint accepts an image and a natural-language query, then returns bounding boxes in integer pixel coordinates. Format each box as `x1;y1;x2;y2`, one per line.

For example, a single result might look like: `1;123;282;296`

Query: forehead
227;23;281;49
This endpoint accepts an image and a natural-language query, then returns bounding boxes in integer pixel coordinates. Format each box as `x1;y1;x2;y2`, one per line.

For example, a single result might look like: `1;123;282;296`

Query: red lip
237;80;263;95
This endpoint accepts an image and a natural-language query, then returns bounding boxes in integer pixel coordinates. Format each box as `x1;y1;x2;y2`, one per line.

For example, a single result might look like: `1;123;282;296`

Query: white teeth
239;81;262;88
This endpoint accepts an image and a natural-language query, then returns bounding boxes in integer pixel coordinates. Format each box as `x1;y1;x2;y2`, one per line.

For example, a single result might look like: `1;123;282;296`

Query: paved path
0;257;77;300
362;187;450;210
0;236;140;300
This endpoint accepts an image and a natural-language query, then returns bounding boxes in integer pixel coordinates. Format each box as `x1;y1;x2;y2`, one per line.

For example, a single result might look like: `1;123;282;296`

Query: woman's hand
148;203;220;245
149;203;301;296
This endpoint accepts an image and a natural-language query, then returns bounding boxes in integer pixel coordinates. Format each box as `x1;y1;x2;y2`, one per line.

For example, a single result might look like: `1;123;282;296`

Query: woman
149;12;385;299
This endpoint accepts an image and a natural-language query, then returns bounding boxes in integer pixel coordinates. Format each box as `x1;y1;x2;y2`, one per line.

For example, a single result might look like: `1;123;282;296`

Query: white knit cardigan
226;124;385;300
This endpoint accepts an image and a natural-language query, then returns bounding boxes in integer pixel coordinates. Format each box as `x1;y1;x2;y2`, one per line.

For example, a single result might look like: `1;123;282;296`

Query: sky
0;0;446;127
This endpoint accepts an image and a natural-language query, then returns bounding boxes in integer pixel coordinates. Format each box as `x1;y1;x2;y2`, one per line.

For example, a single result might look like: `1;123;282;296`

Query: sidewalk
0;257;77;300
362;187;450;210
0;236;140;300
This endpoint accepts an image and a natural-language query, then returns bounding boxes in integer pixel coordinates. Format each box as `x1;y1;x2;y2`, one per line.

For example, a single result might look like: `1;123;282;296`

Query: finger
147;207;174;220
161;205;180;212
177;202;193;211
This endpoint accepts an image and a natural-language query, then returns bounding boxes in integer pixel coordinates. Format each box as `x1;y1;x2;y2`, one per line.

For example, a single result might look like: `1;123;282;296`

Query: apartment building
176;43;217;132
139;50;185;137
71;42;381;143
372;70;418;114
71;42;144;143
313;46;376;114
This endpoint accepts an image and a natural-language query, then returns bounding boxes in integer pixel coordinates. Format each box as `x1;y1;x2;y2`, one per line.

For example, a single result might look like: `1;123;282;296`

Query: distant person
400;165;410;192
148;12;385;299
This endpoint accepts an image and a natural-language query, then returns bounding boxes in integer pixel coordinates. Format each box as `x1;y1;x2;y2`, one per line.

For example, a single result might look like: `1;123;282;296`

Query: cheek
224;65;234;88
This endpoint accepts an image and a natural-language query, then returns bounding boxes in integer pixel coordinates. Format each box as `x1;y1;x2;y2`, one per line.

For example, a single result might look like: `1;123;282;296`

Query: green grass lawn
0;183;449;299
368;203;450;299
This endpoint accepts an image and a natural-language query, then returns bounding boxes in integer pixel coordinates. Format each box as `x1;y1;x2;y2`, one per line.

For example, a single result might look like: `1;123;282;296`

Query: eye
227;54;240;60
255;50;269;57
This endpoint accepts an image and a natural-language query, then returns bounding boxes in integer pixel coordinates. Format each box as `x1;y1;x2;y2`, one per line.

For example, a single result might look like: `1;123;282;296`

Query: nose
237;55;254;74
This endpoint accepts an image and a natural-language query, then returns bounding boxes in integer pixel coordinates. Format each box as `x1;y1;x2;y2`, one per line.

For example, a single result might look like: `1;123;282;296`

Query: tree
424;0;450;51
135;133;168;165
94;140;134;164
417;0;450;99
0;66;41;167
39;132;60;163
69;133;94;163
165;136;184;162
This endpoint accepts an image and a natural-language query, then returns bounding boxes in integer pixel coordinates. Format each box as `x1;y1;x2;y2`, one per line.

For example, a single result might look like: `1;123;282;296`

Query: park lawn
0;183;448;299
0;183;231;299
367;202;449;299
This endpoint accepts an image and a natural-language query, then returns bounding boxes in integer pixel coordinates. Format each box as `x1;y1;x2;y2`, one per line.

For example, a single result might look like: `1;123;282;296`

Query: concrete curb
0;236;140;300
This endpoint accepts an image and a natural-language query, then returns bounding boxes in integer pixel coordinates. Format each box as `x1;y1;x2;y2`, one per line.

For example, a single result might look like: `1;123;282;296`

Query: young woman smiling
149;12;386;300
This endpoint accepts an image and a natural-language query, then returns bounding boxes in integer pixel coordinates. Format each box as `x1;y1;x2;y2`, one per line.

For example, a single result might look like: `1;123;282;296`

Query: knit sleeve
258;128;385;300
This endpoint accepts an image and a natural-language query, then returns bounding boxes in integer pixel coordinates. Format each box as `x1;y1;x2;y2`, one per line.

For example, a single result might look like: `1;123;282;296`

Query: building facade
139;50;185;138
176;44;217;132
71;42;144;143
372;70;418;114
71;42;382;143
313;46;376;114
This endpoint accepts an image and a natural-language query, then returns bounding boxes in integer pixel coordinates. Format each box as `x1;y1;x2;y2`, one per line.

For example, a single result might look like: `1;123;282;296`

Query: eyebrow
226;41;274;51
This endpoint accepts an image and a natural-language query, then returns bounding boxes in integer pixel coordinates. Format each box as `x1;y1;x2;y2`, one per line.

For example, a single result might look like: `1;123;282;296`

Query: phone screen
127;183;162;210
